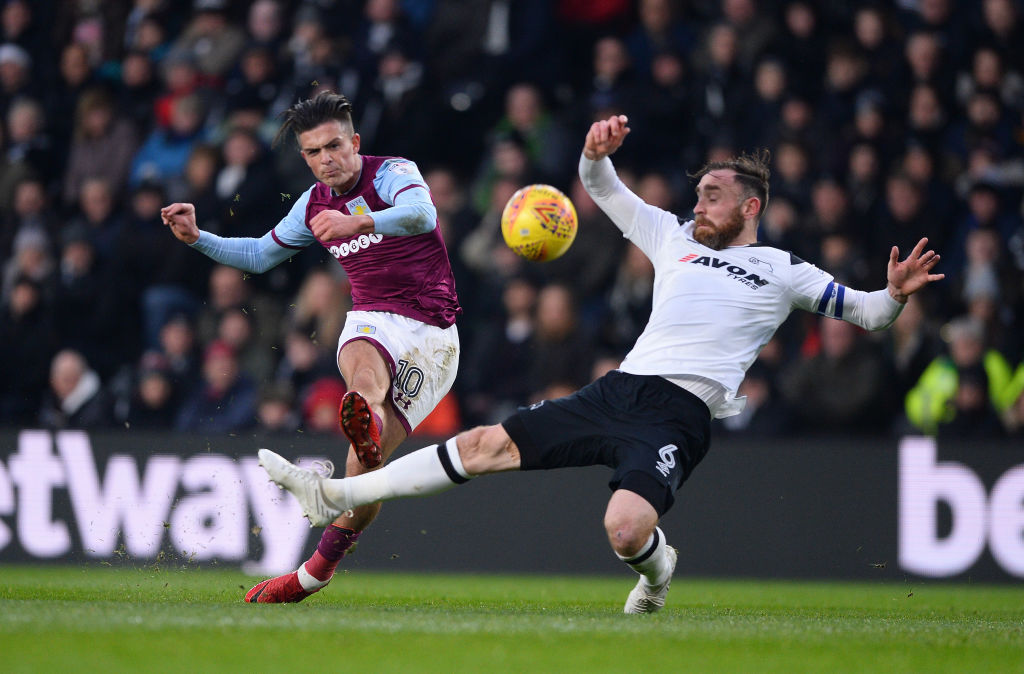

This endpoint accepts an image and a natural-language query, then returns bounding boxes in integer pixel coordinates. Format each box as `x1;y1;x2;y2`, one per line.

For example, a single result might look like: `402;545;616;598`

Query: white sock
617;527;672;586
296;562;330;591
443;436;471;479
321;439;471;508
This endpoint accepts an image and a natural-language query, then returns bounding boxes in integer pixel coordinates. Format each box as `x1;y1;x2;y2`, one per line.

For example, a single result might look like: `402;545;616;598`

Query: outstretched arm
579;114;672;249
886;237;944;303
160;201;301;274
826;237;944;331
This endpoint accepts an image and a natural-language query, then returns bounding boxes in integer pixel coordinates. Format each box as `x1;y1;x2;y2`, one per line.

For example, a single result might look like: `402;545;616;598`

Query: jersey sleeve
787;255;904;329
578;154;681;259
189;188;314;273
787;256;840;316
370;158;437;236
270;187;317;248
373;158;428;205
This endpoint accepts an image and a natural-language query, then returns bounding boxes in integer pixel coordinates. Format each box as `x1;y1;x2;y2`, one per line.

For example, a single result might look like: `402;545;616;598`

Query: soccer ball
501;184;578;262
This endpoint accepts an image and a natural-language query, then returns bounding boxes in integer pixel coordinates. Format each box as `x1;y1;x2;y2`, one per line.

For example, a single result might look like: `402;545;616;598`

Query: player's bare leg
256;427;676;611
246;341;405;603
336;337;394;468
606;489;677;614
260;425;520;523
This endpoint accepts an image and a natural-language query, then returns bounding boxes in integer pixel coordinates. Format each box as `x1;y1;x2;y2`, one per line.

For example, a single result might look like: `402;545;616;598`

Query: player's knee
348;374;387;406
457;424;515;474
455;426;489;473
604;512;654;558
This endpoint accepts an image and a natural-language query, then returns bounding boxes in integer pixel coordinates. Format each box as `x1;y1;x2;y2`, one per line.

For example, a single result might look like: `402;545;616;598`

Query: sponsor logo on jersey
386;160;414;175
328;233;384;258
681;254;771;289
345;196;371;215
356;325;376;334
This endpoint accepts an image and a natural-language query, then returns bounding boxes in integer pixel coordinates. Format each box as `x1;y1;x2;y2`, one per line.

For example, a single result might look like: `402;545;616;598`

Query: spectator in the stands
38;349;113;429
63;87;140;209
0;275;54;424
175;339;258;433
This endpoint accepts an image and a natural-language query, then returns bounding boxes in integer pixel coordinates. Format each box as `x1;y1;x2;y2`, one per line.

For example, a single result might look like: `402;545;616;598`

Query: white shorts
336;311;460;435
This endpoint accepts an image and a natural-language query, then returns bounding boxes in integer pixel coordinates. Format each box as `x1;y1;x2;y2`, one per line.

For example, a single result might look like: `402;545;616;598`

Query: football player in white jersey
256;114;944;613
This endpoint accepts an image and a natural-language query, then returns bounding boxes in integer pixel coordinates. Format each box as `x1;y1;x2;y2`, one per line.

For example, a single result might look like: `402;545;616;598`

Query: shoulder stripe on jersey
271;229;304;250
835;284;846;319
790;251;806;265
817;281;834;314
393;183;427;199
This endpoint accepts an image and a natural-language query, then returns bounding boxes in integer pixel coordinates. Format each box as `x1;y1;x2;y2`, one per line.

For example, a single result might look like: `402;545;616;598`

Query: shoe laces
311;459;353;519
311;459;335;478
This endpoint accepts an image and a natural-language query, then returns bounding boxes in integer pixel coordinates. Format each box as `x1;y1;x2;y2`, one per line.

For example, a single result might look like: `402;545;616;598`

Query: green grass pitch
1;565;1022;673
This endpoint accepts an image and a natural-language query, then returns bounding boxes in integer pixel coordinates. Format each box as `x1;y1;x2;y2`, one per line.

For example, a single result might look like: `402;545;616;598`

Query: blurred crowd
1;0;1023;440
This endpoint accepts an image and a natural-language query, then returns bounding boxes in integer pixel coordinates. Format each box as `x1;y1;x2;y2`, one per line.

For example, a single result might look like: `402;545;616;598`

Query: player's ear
351;132;361;153
743;196;761;219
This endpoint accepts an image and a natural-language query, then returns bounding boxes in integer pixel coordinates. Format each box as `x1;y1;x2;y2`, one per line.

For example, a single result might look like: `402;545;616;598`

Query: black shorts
501;370;711;515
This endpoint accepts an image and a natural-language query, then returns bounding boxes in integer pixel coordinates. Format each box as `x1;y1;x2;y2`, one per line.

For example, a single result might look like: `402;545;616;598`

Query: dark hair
273;91;354;148
690;149;772;216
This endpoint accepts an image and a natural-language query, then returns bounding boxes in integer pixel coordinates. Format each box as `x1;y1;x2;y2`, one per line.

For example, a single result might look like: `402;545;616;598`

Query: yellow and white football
500;184;578;262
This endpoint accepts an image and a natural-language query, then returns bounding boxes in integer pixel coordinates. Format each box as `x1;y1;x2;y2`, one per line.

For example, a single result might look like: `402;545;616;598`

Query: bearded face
694;203;747;250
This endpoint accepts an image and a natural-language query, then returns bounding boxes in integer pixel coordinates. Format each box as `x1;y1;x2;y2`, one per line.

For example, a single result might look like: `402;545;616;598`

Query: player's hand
583;115;631;161
309;209;375;241
886;237;944;303
160;202;200;244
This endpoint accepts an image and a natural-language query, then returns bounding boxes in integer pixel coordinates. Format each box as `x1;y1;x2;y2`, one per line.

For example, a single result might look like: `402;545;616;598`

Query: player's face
298;121;362;193
693;170;750;250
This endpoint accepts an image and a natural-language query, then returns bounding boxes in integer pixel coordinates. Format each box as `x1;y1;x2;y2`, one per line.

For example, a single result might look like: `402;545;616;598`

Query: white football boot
623;545;678;614
258;449;345;526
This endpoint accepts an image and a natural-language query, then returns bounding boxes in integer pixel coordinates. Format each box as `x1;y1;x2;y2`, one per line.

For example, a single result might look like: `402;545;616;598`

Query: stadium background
0;0;1023;580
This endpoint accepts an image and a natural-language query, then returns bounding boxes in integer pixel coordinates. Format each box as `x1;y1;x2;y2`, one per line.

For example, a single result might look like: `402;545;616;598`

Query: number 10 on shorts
393;359;424;410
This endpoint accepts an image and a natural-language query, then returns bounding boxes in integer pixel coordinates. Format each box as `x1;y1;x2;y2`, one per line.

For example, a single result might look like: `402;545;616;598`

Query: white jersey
580;155;903;418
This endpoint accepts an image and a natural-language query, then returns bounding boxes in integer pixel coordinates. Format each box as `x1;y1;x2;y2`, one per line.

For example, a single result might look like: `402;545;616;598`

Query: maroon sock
305;525;360;581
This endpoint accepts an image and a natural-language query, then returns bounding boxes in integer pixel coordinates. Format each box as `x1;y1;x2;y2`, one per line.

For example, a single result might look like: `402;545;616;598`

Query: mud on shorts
501;370;711;516
336;310;460;435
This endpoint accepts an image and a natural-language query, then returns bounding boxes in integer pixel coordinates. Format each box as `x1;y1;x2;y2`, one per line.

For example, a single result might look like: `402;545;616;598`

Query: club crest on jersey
345;196;371;215
356;325;376;334
680;254;771;289
747;256;774;273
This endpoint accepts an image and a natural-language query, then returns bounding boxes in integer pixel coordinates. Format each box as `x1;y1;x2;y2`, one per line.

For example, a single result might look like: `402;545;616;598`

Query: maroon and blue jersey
270;155;461;328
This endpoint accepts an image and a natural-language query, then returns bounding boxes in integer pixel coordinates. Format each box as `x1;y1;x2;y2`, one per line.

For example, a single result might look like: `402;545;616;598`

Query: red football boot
245;571;322;603
339;391;382;469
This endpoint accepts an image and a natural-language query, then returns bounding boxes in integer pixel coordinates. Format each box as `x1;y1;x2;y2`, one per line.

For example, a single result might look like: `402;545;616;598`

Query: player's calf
244;525;360;604
619;528;677;614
